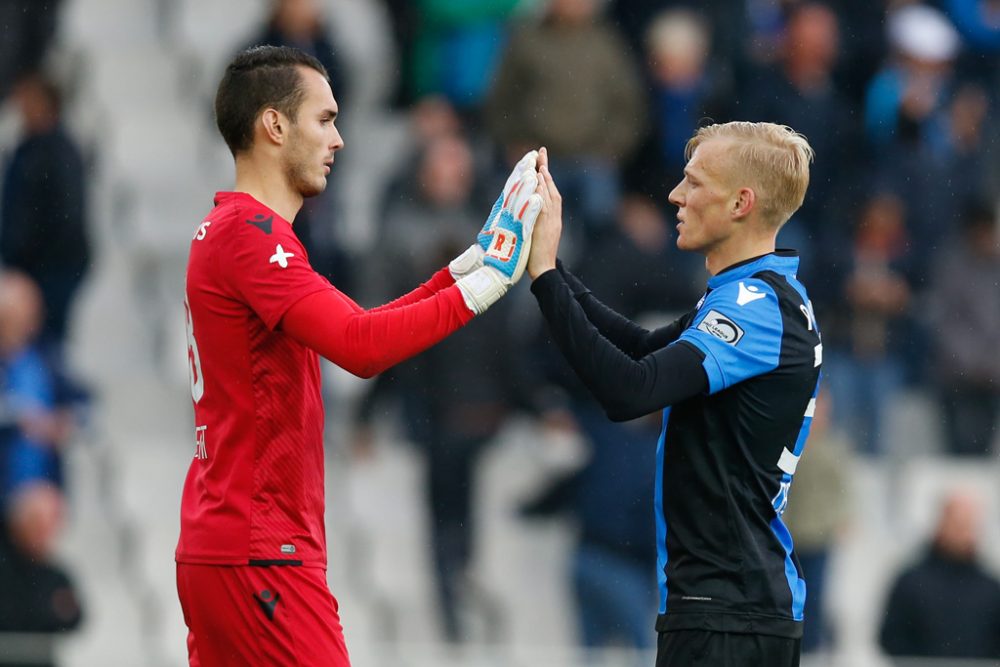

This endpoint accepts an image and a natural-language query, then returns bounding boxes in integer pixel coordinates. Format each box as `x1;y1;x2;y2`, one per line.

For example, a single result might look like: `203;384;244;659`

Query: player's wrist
449;244;485;281
528;261;557;281
455;266;508;315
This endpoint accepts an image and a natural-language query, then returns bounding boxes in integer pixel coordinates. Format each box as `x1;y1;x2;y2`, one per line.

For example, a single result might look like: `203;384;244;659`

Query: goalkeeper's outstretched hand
483;168;542;284
449;150;538;280
455;169;544;315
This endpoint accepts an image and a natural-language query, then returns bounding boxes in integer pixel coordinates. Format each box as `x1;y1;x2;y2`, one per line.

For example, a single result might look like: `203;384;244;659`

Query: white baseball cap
888;4;961;62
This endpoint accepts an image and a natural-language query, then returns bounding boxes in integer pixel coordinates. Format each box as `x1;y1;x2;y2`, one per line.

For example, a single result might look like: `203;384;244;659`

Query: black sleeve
557;261;687;358
531;268;708;422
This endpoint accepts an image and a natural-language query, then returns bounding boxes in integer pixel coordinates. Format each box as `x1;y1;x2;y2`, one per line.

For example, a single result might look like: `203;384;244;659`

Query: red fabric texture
280;267;473;379
177;192;472;570
177;563;350;666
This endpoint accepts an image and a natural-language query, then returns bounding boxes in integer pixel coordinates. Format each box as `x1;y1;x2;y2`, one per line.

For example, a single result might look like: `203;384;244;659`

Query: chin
298;178;327;199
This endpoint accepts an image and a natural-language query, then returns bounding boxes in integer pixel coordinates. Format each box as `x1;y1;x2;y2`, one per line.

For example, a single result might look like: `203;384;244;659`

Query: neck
233;155;302;223
704;230;777;275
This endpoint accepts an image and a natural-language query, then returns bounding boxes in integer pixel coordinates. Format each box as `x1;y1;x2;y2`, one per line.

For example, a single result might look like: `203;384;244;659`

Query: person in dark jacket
879;490;1000;661
0;73;90;350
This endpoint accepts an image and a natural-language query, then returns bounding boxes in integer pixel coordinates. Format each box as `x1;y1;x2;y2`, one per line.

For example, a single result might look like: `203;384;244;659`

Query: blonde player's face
668;139;738;255
284;66;343;198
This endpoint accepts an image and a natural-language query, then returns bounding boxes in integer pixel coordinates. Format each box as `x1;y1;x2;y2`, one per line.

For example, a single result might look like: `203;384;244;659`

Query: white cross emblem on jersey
269;244;294;268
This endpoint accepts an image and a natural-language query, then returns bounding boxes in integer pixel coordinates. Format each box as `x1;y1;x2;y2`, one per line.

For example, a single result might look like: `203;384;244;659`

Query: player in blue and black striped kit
525;122;822;666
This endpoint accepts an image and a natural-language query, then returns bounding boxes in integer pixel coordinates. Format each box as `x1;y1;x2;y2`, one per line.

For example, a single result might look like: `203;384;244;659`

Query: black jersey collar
707;250;799;289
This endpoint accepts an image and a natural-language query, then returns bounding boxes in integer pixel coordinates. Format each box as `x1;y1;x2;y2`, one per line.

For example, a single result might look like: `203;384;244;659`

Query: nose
668;182;683;208
331;126;344;153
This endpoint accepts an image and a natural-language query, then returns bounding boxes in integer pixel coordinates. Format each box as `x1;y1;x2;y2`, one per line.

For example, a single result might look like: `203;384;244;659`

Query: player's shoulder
197;192;295;245
704;276;779;313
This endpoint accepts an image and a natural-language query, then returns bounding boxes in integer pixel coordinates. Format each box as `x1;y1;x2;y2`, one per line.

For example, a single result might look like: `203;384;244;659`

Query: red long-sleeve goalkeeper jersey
176;192;473;567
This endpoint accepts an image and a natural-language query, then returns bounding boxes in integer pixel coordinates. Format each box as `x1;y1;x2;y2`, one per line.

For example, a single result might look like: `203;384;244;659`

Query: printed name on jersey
269;244;294;268
697;309;745;344
195;425;208;460
193;221;212;240
246;213;274;234
736;281;768;306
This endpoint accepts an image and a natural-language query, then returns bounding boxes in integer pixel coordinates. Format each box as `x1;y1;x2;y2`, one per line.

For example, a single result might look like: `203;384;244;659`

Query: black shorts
656;629;800;667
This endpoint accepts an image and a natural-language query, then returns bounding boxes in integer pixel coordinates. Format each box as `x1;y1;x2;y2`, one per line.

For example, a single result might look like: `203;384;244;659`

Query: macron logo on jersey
737;282;768;306
269;244;294;268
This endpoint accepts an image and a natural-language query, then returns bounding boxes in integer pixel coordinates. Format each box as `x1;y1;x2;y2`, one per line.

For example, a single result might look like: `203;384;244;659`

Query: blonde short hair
685;121;814;228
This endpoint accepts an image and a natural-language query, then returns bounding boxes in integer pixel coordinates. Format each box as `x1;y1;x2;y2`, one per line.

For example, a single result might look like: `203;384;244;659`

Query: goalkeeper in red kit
175;46;542;666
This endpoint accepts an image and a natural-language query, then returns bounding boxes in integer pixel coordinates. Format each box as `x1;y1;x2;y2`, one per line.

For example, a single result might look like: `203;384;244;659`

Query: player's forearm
282;286;473;378
557;261;661;358
368;267;456;313
531;269;706;421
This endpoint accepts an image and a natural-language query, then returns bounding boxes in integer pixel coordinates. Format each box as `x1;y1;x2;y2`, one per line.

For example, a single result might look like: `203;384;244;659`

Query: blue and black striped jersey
532;250;822;639
658;251;821;638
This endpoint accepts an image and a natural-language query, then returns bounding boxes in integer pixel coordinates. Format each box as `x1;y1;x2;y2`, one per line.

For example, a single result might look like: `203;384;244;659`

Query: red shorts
176;563;350;666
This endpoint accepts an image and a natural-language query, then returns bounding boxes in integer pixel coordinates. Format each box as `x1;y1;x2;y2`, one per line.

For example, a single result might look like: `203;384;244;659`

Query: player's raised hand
483;168;543;283
528;148;563;280
455;169;543;314
449;150;539;280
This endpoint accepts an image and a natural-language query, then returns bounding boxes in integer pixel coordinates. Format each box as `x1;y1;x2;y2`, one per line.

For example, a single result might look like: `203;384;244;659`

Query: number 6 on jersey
185;295;205;403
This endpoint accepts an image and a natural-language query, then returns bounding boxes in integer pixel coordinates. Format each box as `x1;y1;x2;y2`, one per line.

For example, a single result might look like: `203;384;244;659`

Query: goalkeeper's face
283;66;344;199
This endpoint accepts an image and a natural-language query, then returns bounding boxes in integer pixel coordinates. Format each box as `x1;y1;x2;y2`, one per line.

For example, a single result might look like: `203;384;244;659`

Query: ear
732;187;756;220
260;108;286;147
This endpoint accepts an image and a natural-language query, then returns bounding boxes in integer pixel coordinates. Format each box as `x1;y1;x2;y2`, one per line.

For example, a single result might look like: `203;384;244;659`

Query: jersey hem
175;554;327;568
655;611;803;639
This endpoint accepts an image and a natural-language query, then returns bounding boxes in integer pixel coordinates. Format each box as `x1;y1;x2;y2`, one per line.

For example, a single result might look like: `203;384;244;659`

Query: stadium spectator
868;80;996;282
575;194;704;321
486;0;646;244
781;392;851;653
864;4;961;151
0;272;73;502
358;131;527;642
520;409;659;657
879;490;1000;661
0;72;90;354
0;0;64;100
0;271;82;660
608;0;749;84
625;9;731;205
739;2;860;283
0;483;83;641
926;199;1000;456
397;0;525;120
822;192;913;455
526;123;821;667
942;0;1000;88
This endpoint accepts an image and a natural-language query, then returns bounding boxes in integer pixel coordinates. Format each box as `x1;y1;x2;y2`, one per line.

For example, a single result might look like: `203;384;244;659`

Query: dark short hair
215;45;329;156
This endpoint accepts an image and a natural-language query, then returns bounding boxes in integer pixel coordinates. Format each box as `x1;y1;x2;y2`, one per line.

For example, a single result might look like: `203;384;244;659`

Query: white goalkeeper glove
456;169;543;315
449;150;539;280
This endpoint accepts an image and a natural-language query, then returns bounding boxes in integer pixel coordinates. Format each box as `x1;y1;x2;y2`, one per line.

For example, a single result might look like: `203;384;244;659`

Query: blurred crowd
0;0;86;659
0;0;998;663
364;0;1000;656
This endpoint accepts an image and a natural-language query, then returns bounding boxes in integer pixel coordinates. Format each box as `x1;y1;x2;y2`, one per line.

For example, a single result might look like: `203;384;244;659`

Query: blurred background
0;0;997;665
